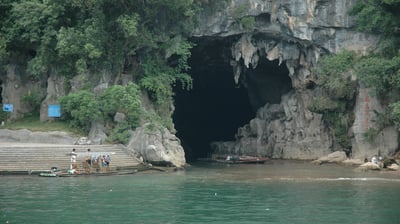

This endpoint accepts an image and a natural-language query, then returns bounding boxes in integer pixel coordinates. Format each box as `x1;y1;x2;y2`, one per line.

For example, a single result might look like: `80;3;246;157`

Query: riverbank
1;142;399;177
0;142;142;175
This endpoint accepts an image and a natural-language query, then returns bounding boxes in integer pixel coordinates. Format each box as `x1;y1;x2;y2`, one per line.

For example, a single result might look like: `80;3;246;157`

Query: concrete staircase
0;143;141;174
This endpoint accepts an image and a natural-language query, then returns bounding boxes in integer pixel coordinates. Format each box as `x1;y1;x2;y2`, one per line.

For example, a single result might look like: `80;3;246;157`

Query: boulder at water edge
387;163;399;171
312;151;348;165
357;162;381;171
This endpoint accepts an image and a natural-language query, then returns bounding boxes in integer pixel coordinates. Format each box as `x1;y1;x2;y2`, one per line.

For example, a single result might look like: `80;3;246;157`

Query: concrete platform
0;143;141;174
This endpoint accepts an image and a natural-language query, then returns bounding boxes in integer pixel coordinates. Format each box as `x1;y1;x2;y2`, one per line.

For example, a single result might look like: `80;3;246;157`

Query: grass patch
0;116;85;136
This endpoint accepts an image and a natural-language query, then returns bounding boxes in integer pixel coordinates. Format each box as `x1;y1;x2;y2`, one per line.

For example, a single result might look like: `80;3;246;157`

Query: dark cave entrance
173;37;292;161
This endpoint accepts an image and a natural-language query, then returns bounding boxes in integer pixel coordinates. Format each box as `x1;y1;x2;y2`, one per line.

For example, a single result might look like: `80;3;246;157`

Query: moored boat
57;170;137;177
199;155;268;164
236;155;269;164
39;172;57;177
38;168;138;177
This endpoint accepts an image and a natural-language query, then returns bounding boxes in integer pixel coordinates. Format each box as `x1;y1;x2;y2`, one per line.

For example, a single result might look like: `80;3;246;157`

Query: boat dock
0;143;141;175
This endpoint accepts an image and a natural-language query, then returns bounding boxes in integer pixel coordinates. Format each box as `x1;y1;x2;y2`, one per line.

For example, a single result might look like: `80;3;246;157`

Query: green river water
1;160;400;224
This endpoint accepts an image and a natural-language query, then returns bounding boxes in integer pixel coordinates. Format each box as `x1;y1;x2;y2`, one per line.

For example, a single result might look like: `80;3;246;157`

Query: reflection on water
1;160;400;224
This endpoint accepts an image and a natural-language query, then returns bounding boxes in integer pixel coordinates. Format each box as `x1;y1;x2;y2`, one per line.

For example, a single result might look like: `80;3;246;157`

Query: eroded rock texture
1;0;396;164
193;0;394;160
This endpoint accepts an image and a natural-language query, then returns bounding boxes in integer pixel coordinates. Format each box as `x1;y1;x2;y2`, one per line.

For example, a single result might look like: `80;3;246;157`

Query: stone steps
0;143;140;173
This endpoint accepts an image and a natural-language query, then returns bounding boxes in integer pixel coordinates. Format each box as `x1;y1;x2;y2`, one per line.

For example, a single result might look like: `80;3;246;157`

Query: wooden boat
57;170;138;177
39;172;57;177
38;170;138;177
235;155;269;164
199;155;268;164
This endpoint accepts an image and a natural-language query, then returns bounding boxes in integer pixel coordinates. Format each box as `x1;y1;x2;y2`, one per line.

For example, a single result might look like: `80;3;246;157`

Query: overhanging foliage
0;0;205;141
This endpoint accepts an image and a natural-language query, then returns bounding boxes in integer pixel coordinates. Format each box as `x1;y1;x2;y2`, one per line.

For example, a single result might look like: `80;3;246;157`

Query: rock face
126;124;186;167
387;163;399;171
212;90;332;159
358;162;381;171
195;0;397;159
194;0;376;52
40;72;67;122
350;86;398;160
1;65;47;121
0;0;397;161
313;151;348;164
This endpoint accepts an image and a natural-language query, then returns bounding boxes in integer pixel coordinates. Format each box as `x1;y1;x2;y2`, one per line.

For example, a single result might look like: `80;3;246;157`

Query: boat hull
39;172;57;177
38;170;138;177
199;155;268;164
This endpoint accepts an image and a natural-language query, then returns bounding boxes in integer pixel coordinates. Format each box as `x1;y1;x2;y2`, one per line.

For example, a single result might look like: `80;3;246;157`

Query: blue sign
48;104;61;117
2;104;13;112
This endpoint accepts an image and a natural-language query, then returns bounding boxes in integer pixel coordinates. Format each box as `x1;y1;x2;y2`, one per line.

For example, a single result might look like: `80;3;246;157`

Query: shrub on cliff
350;0;400;56
98;82;142;129
59;82;142;143
312;51;357;151
59;90;101;132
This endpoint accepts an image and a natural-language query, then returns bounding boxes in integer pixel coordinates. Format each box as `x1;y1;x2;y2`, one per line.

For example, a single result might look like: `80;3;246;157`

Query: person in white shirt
371;156;377;164
70;148;77;170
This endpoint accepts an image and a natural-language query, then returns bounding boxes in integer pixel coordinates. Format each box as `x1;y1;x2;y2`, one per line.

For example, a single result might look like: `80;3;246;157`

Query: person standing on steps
105;154;111;171
84;148;92;173
70;148;77;170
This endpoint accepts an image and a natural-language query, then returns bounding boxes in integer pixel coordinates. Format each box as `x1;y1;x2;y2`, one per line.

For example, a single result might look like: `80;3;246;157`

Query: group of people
364;155;382;164
364;155;384;168
70;148;111;174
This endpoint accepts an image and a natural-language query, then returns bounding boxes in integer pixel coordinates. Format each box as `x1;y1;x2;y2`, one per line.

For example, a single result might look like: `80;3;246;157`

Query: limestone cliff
0;0;397;163
194;0;396;160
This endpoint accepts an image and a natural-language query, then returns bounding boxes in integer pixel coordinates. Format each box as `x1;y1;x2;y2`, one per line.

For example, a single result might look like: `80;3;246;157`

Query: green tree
312;51;357;150
351;0;400;124
313;51;356;100
59;83;142;143
2;0;65;76
1;0;196;78
99;82;142;128
59;90;101;131
355;56;400;98
350;0;400;55
1;0;197;131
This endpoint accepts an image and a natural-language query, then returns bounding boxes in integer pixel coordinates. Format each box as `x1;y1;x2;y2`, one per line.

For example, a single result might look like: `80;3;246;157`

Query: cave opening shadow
173;39;255;162
173;39;292;162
